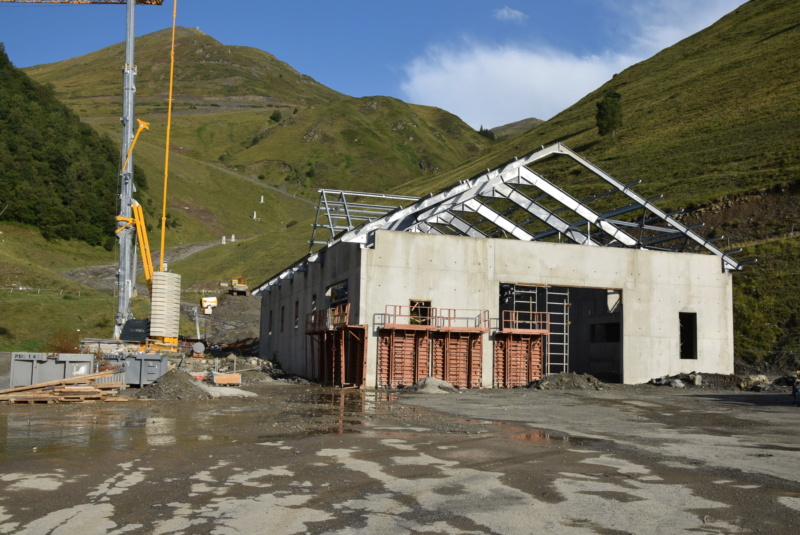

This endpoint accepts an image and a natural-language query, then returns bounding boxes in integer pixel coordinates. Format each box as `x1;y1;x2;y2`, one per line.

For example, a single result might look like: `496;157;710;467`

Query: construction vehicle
229;276;249;296
201;296;218;314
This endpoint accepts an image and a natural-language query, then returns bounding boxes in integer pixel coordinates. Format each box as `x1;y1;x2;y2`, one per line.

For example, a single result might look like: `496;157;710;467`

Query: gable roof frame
254;142;749;295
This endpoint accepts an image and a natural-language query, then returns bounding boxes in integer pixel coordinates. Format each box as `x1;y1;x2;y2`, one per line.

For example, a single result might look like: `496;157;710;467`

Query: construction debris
129;369;213;401
527;372;605;391
0;370;125;404
405;377;458;394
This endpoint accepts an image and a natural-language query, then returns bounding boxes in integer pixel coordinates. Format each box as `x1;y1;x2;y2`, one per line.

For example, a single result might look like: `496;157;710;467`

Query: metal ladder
512;284;538;326
545;288;570;375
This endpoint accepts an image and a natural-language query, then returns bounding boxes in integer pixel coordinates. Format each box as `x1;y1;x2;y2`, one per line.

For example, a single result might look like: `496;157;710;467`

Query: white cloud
400;0;744;129
493;6;527;24
401;42;633;129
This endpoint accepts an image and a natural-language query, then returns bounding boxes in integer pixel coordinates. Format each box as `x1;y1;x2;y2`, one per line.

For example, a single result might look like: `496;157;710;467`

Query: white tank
150;271;181;338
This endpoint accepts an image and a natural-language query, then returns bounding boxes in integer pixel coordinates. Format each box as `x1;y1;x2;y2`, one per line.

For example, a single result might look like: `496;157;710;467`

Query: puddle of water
0;386;575;461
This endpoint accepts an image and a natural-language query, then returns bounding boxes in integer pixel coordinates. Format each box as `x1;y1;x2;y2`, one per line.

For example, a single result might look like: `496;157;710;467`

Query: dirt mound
405;377;458;394
182;294;261;352
527;372;604;391
128;369;213;401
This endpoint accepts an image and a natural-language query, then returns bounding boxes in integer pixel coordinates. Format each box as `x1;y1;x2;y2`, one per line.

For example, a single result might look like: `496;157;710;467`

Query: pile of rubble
129;369;214;401
649;372;795;391
527;372;605;391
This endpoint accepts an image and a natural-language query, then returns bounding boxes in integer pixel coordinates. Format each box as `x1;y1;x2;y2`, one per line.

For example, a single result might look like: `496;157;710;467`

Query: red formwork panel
377;329;430;388
494;333;544;388
309;326;367;387
431;332;483;389
341;326;367;387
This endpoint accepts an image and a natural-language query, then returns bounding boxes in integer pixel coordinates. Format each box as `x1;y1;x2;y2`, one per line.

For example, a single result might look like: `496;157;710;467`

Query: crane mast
115;0;138;338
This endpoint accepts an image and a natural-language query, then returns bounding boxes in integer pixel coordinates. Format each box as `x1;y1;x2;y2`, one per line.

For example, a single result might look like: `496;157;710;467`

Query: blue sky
0;0;743;129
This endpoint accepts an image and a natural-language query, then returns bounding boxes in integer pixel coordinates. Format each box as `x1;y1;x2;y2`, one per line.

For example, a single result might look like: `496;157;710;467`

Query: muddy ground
1;376;799;535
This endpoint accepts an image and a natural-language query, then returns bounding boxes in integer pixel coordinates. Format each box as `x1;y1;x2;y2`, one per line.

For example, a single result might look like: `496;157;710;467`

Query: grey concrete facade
259;231;734;386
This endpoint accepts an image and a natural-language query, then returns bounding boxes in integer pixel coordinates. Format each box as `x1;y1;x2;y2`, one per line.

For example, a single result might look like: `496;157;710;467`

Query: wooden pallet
0;370;127;404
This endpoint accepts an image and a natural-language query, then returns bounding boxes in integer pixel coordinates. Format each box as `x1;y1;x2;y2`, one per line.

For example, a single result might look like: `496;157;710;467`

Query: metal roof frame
254;142;747;295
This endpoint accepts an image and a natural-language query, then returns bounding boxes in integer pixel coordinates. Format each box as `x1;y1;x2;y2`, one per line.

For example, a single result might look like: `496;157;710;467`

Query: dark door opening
499;284;624;383
679;312;698;360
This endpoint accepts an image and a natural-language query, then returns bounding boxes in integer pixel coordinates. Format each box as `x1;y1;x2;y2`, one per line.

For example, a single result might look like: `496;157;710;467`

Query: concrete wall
259;230;734;386
258;242;363;377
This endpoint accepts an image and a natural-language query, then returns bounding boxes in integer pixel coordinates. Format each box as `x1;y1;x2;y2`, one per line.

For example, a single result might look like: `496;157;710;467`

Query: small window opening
410;300;432;326
280;306;285;332
679;312;697;360
268;310;273;336
294;301;299;329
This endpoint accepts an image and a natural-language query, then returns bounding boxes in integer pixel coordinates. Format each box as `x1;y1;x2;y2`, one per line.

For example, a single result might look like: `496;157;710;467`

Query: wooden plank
0;369;117;395
213;373;242;386
55;386;101;393
94;382;125;390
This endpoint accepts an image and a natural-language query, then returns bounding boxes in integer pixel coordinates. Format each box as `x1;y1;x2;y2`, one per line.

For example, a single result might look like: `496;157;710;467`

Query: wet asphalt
1;384;799;534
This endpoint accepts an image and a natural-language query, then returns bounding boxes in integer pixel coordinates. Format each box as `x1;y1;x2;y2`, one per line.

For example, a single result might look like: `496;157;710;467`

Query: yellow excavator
229;276;249;296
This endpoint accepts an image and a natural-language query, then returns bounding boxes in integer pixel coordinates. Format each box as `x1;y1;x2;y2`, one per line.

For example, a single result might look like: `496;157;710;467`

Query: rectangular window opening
410;300;432;326
679;312;697;360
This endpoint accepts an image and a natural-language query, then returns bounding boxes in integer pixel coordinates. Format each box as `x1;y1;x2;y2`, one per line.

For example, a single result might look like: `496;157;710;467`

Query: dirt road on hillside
0;382;798;534
60;242;219;293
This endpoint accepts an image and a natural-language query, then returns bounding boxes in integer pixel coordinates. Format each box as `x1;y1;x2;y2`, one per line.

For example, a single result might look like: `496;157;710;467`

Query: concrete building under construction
253;143;746;388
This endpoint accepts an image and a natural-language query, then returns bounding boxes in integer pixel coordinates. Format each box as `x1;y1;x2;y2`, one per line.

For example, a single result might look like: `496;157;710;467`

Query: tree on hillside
596;89;622;139
478;125;495;141
270;109;282;123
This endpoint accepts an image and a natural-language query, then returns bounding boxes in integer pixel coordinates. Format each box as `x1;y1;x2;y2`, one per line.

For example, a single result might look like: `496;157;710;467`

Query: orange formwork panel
431;331;483;389
494;333;544;388
308;325;367;388
377;329;430;388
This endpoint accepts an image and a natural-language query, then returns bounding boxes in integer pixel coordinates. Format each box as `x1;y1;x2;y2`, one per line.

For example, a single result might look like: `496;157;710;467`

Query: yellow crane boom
0;1;163;4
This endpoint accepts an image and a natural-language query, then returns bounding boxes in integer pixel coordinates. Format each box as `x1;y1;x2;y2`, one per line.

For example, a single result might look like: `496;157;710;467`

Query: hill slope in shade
0;45;124;248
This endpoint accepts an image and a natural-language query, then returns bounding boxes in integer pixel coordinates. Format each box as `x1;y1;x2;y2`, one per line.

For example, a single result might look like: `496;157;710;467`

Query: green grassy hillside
25;27;344;117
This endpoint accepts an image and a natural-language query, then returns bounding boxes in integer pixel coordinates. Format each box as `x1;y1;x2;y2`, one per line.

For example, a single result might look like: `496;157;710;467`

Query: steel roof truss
517;167;639;247
482;183;597;245
553;144;741;270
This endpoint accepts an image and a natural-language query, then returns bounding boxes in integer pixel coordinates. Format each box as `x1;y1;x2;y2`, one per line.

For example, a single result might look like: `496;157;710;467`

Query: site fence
1;287;84;297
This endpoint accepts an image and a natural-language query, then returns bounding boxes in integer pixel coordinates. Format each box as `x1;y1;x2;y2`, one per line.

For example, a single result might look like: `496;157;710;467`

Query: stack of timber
0;370;127;404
